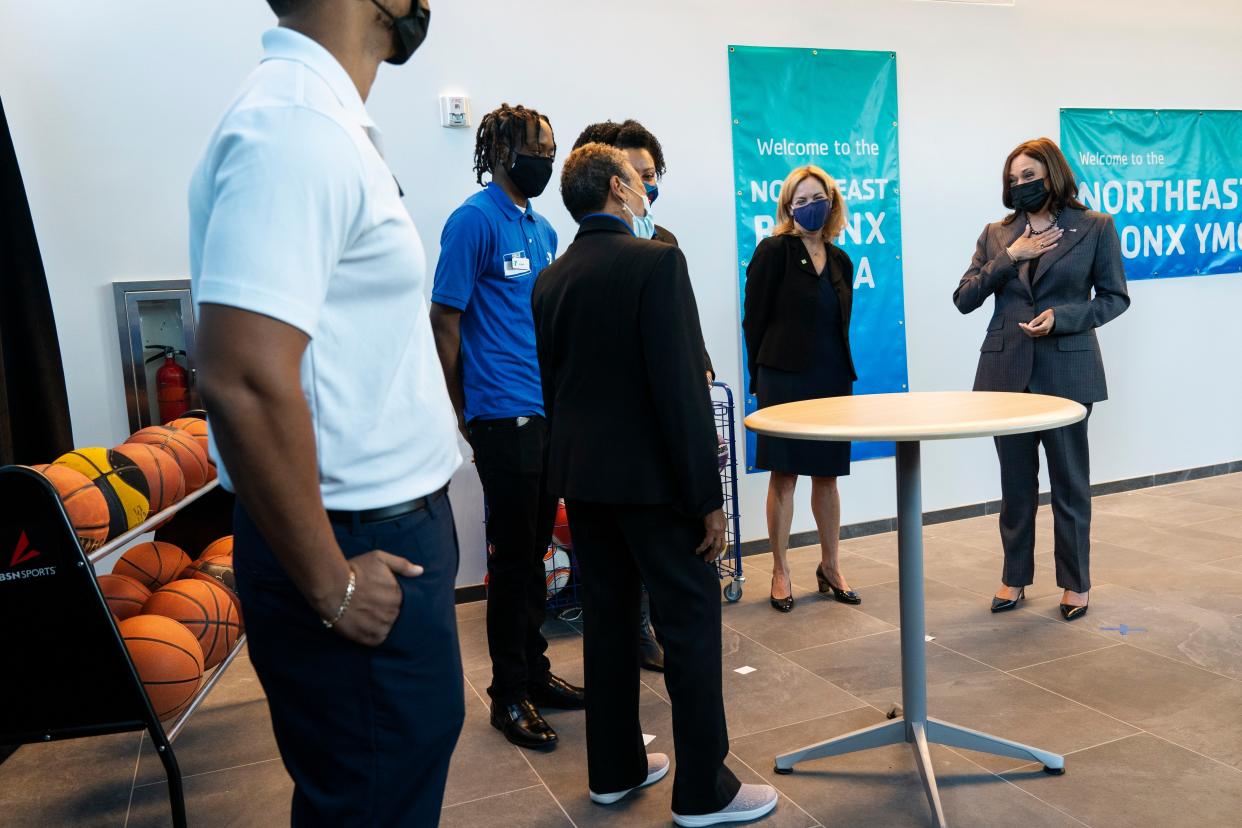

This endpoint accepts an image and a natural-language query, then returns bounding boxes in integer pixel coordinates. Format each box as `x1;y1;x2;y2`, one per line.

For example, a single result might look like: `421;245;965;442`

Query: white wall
3;0;1240;587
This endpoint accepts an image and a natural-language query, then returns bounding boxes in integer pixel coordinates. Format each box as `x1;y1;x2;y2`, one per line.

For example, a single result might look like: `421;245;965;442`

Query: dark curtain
0;96;73;466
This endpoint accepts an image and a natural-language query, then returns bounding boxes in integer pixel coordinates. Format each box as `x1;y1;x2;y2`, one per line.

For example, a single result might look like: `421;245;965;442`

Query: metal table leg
773;441;1063;827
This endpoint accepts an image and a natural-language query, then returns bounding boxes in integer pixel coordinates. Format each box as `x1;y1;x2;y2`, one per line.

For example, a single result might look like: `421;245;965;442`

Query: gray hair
560;143;634;222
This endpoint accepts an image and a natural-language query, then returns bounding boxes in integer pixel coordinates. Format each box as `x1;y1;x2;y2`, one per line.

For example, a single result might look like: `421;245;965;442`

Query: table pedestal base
771;441;1063;827
774;716;1065;827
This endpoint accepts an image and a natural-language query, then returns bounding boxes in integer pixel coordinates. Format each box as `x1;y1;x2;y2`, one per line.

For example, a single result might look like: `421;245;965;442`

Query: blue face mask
792;198;830;232
622;183;656;239
644;181;659;205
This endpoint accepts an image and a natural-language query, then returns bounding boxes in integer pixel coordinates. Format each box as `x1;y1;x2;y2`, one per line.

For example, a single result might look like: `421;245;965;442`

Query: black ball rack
0;414;243;827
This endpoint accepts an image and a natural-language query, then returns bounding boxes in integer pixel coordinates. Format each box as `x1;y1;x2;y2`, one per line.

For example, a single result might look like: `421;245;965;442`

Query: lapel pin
801;259;808;265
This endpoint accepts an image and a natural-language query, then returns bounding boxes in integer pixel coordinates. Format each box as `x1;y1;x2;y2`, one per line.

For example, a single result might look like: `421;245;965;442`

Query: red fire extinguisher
149;347;190;422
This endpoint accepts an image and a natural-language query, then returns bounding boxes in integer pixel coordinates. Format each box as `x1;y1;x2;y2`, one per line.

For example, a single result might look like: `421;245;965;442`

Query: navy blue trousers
234;491;464;827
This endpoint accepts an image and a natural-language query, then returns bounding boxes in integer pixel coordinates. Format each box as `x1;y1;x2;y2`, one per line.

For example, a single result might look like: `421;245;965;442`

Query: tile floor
3;474;1242;827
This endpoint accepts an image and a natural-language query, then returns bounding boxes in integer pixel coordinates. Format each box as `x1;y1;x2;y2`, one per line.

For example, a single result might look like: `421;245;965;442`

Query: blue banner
1061;108;1242;281
727;46;909;471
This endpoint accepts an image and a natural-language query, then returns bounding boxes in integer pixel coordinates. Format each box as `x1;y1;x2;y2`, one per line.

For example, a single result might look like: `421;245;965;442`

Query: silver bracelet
322;567;356;629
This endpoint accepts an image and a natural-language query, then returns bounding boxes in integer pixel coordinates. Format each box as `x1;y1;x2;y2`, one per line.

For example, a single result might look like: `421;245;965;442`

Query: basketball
114;541;192;590
97;573;151;621
53;448;150;538
125;427;210;494
26;464;110;552
544;544;572;597
119;614;204;721
164;417;211;465
144;579;242;669
200;535;233;562
180;558;239;610
111;442;185;515
551;500;572;548
717;432;729;471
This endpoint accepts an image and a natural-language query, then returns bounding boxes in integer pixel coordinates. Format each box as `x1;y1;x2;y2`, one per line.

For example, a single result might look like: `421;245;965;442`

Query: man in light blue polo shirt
431;103;583;751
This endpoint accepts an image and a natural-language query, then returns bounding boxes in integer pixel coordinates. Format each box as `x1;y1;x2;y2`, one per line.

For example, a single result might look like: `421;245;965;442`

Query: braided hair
473;104;553;186
571;119;667;178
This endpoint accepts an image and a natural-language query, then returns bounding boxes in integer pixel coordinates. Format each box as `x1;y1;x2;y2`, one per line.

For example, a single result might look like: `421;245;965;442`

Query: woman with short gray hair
532;143;779;826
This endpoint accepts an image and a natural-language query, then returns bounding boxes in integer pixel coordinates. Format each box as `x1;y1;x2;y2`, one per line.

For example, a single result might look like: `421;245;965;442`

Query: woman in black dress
743;165;859;613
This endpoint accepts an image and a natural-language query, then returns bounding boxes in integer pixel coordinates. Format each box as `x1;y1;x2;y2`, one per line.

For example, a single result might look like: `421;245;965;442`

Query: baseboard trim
455;459;1241;603
454;583;487;605
734;458;1242;559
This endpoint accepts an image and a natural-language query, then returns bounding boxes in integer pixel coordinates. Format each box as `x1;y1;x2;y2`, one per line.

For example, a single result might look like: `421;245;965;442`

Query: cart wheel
723;579;743;603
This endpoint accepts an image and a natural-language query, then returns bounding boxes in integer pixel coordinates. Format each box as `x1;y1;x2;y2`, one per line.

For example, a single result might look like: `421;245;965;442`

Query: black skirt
755;274;853;478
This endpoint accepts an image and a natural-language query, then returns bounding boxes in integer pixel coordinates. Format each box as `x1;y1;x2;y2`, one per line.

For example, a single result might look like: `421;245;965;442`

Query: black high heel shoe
1060;595;1089;621
816;565;861;605
770;573;795;613
990;587;1025;613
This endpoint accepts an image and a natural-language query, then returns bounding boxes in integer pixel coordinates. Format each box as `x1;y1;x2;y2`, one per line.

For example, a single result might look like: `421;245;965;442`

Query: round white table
744;391;1087;828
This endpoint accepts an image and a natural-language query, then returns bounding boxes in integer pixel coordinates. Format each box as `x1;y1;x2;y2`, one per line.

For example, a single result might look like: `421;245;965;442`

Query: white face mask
620;182;656;240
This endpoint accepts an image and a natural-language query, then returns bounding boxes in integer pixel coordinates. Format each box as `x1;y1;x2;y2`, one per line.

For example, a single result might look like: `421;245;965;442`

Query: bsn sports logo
0;530;57;582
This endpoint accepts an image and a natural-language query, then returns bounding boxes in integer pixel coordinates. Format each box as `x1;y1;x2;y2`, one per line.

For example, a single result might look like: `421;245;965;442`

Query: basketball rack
0;415;245;828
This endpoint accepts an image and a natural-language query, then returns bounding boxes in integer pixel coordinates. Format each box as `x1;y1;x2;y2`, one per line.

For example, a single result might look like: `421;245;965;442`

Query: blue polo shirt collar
483;181;536;222
260;27;376;131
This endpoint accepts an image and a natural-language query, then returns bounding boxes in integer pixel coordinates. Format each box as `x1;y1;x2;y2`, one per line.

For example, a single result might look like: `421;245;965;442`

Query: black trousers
233;491;464;827
470;416;558;705
994;404;1093;593
566;499;741;816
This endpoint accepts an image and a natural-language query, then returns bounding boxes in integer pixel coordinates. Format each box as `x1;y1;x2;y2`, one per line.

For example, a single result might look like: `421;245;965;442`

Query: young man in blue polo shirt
431;103;584;750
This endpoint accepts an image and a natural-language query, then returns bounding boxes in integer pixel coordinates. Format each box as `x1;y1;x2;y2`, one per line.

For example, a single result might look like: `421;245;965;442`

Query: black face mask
1011;178;1049;212
370;0;430;66
508;154;554;199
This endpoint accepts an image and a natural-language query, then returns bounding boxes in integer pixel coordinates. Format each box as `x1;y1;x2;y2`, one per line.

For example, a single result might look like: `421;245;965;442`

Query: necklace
1029;207;1061;235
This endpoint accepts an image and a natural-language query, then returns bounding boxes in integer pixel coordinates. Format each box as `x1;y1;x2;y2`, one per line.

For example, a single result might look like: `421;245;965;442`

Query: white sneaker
589;753;671;805
672;783;778;826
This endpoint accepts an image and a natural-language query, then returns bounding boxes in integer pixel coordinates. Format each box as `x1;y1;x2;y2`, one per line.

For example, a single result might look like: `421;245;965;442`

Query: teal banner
1061;108;1242;281
727;46;908;471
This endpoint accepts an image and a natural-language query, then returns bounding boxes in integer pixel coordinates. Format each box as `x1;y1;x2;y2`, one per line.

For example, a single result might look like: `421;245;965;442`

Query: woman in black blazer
743;165;860;613
954;137;1129;621
571;118;717;673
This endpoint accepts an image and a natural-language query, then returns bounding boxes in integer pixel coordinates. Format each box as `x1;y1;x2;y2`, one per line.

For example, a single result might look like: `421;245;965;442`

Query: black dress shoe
816;565;861;604
491;700;558;750
530;674;585;710
1060;599;1089;621
990;587;1025;613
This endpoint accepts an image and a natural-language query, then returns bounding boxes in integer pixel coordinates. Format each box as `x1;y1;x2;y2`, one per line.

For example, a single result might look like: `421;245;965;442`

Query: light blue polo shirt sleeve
195;106;365;336
431;205;490;311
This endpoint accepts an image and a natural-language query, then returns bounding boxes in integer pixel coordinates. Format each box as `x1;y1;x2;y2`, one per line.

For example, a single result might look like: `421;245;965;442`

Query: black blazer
532;215;722;518
654;223;715;379
953;207;1129;404
742;234;857;394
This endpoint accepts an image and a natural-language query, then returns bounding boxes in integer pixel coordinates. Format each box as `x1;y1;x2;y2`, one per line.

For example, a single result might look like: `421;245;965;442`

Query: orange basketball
144;579;242;669
165;417;211;465
26;464;110;552
119;614;204;720
111;443;185;514
114;541;192;590
200;536;233;562
97;573;151;621
181;556;238;606
125;427;210;494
